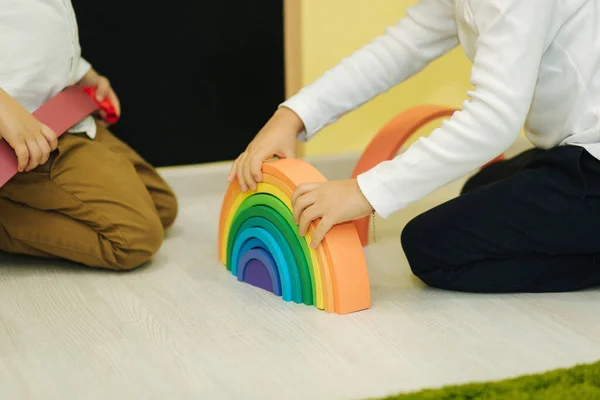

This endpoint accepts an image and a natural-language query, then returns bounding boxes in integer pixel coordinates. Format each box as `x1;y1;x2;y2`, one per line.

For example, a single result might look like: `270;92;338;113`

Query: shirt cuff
74;57;92;83
279;93;334;142
356;165;406;219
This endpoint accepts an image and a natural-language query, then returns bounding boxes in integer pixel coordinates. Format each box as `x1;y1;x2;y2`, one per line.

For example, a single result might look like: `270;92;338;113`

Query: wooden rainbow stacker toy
217;158;371;315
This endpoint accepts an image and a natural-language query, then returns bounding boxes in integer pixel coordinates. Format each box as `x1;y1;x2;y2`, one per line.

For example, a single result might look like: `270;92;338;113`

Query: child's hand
0;89;58;172
77;69;121;123
291;179;373;248
228;107;304;192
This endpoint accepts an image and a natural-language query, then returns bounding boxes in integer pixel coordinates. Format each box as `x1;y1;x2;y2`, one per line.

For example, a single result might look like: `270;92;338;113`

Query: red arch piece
350;105;505;246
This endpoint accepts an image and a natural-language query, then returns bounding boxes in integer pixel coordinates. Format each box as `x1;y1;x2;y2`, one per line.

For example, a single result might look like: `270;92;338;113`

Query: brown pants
0;122;178;270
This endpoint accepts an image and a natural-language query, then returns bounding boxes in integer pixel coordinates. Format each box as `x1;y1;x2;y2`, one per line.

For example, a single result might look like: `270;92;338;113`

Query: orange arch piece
351;105;505;246
218;158;371;315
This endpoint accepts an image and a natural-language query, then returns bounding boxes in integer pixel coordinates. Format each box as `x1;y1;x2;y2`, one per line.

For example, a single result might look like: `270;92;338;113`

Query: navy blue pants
401;145;600;293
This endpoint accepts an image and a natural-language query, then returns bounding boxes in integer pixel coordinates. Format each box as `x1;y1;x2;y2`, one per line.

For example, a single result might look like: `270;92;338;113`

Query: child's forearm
0;88;14;123
0;87;9;100
281;0;458;142
275;106;305;137
0;87;28;137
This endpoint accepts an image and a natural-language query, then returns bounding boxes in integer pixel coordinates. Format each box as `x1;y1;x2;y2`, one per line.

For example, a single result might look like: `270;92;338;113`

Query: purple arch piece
237;238;266;271
238;248;282;296
243;260;273;294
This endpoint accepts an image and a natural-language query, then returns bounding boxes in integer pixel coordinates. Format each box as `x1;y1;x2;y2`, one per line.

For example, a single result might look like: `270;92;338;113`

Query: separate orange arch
351;105;505;246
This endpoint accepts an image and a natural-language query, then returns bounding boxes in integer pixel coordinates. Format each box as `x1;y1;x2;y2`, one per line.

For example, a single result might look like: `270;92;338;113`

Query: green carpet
372;360;600;400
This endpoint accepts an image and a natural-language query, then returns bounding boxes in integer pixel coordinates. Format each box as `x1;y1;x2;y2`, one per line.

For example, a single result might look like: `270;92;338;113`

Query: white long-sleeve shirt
282;0;600;218
0;0;96;138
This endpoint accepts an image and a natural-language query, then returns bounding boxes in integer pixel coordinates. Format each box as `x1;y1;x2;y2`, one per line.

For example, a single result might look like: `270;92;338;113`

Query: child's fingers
298;205;322;237
36;136;51;165
292;191;316;225
249;155;263;183
10;139;29;173
241;156;256;191
236;153;249;192
40;124;58;151
291;183;319;208
228;157;240;183
95;77;111;101
25;138;42;171
311;217;333;248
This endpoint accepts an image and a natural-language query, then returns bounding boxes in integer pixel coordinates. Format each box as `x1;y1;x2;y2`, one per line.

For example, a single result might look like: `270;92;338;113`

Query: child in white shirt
230;0;600;293
0;1;177;270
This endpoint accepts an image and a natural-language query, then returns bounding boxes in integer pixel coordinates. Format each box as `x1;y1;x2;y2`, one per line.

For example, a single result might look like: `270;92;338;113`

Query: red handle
82;86;119;124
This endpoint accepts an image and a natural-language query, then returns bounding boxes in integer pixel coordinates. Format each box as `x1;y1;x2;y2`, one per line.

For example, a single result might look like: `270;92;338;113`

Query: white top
282;0;600;218
0;0;96;138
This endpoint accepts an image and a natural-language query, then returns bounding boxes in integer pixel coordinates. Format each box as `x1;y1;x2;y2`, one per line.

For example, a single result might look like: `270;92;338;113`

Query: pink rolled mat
0;86;100;188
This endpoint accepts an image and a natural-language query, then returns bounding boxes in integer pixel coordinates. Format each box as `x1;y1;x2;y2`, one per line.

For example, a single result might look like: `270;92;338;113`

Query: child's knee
107;214;165;271
158;190;178;230
401;215;434;277
401;215;424;255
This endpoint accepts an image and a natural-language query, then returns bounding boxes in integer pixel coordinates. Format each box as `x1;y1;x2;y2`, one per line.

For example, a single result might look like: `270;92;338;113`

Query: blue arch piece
233;216;302;304
238;238;266;261
238;248;282;296
231;227;293;302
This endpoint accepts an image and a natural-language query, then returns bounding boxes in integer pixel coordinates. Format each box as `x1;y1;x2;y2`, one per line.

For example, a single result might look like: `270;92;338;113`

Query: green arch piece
227;194;315;306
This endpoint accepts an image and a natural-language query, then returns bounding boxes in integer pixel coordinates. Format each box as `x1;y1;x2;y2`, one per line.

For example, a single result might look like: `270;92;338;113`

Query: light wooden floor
1;145;600;400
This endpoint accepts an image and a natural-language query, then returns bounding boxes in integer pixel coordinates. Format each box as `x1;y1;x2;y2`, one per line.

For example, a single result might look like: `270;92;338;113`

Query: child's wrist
275;106;305;136
0;89;12;119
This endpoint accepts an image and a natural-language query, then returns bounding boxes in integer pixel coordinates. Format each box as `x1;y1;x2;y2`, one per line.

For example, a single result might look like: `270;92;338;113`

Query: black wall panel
72;1;285;167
